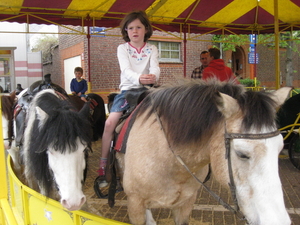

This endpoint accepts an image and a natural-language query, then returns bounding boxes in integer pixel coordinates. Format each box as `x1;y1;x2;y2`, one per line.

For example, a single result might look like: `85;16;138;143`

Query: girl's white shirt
117;42;160;91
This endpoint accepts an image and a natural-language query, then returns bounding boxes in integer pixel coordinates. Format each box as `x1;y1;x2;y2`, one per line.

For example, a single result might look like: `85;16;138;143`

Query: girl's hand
139;74;156;85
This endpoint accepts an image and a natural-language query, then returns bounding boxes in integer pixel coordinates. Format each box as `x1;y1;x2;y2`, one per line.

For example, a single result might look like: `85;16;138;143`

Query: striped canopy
1;0;300;34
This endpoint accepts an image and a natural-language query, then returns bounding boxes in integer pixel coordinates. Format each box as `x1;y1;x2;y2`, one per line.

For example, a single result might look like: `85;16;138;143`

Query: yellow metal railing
279;113;300;141
6;155;128;225
0;94;18;225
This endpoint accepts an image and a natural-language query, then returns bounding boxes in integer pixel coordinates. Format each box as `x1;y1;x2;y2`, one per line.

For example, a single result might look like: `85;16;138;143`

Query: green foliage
212;34;249;52
258;31;300;56
239;78;261;87
212;31;300;54
31;34;58;63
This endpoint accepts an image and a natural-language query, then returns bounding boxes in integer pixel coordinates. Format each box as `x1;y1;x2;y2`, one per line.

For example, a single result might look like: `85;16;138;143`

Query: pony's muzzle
61;195;86;211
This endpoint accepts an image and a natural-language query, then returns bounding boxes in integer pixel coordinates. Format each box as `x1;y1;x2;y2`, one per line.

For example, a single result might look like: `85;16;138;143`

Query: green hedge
239;78;261;87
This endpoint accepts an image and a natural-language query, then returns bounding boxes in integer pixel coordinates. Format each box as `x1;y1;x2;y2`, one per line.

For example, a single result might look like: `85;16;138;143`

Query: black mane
126;80;277;147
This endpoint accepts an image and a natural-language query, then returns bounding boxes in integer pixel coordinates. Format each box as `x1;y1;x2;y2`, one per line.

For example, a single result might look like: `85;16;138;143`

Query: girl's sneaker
97;167;108;188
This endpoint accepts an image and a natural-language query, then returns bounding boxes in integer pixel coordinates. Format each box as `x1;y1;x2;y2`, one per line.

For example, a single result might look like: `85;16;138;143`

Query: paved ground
83;141;300;225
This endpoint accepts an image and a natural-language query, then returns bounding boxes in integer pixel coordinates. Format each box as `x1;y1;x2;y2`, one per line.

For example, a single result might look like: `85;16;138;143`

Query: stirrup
94;176;108;198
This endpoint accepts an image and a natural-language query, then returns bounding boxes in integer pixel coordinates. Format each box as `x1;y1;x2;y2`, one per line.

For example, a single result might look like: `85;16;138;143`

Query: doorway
231;47;246;79
64;56;81;94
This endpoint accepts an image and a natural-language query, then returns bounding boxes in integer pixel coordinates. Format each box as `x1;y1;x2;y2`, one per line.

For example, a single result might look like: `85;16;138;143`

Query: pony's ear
217;92;239;119
79;102;90;117
35;106;48;121
270;87;292;108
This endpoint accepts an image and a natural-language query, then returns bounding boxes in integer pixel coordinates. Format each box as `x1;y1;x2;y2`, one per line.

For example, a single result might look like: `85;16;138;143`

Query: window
149;41;181;63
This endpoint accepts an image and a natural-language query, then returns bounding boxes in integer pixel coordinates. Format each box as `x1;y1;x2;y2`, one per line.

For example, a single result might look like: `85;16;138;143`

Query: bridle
154;107;281;222
224;127;281;222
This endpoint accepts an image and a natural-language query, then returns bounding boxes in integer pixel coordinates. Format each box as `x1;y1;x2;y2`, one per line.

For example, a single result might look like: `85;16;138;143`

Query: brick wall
256;44;300;88
47;26;300;99
43;45;61;85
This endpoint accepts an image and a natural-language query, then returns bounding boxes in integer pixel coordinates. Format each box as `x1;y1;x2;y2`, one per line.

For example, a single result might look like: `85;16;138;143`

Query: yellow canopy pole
87;14;92;93
274;0;280;89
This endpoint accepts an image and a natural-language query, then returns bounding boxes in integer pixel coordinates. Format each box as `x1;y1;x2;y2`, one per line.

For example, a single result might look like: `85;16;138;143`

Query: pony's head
211;84;291;225
23;89;92;211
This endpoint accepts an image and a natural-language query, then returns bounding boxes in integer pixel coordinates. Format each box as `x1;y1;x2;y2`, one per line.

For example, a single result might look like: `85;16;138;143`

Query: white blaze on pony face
47;138;87;211
231;131;290;225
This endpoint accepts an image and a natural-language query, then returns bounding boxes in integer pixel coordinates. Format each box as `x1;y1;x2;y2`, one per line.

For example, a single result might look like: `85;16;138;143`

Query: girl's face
126;19;146;44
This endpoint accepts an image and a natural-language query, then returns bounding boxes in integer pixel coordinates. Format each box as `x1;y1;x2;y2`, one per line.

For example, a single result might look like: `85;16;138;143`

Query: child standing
98;10;160;183
70;67;88;102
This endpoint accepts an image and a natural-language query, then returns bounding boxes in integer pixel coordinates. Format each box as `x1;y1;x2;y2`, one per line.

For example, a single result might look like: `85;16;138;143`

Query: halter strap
225;129;280;140
224;127;281;221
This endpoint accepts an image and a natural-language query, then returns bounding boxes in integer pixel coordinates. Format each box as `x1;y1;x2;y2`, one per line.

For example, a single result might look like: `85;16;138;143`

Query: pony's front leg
171;194;197;225
172;205;192;225
146;209;156;225
127;195;152;225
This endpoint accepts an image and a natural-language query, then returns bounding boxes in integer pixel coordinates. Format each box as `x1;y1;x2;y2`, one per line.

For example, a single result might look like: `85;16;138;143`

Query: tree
31;34;58;64
261;32;300;86
212;34;249;52
212;32;300;86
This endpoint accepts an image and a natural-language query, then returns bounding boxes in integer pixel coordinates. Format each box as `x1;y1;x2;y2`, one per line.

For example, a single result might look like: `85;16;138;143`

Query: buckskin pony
115;79;291;225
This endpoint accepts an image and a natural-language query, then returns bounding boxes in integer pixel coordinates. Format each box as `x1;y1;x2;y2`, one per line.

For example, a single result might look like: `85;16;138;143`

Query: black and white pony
22;89;92;211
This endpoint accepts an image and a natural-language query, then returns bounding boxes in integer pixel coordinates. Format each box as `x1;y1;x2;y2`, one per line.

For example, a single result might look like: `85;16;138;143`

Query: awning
1;0;300;35
1;0;299;89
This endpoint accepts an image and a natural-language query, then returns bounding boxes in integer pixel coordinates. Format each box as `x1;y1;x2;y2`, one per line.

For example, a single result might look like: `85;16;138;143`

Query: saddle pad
114;99;144;153
114;112;134;152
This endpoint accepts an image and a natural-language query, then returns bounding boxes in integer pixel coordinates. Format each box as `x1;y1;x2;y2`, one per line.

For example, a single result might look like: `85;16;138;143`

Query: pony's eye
236;151;250;160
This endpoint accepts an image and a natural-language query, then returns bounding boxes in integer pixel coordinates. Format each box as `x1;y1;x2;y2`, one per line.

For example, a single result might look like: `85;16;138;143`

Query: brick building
44;26;300;102
0;22;43;92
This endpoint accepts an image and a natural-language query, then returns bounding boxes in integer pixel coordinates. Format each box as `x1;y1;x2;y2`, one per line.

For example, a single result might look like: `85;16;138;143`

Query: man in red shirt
202;48;238;83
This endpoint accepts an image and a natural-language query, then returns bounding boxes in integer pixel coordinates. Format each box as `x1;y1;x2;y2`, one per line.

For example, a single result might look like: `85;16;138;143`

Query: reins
153;107;280;223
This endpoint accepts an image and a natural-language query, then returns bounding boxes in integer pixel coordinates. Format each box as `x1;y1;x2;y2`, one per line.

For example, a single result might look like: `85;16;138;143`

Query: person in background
191;50;209;79
70;67;88;102
202;48;239;83
98;10;160;185
15;84;24;95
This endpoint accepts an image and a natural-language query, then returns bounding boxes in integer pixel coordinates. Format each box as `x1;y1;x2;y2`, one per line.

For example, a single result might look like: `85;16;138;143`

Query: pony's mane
1;93;15;140
26;90;92;196
130;79;277;146
29;92;92;153
1;93;15;120
237;89;277;132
